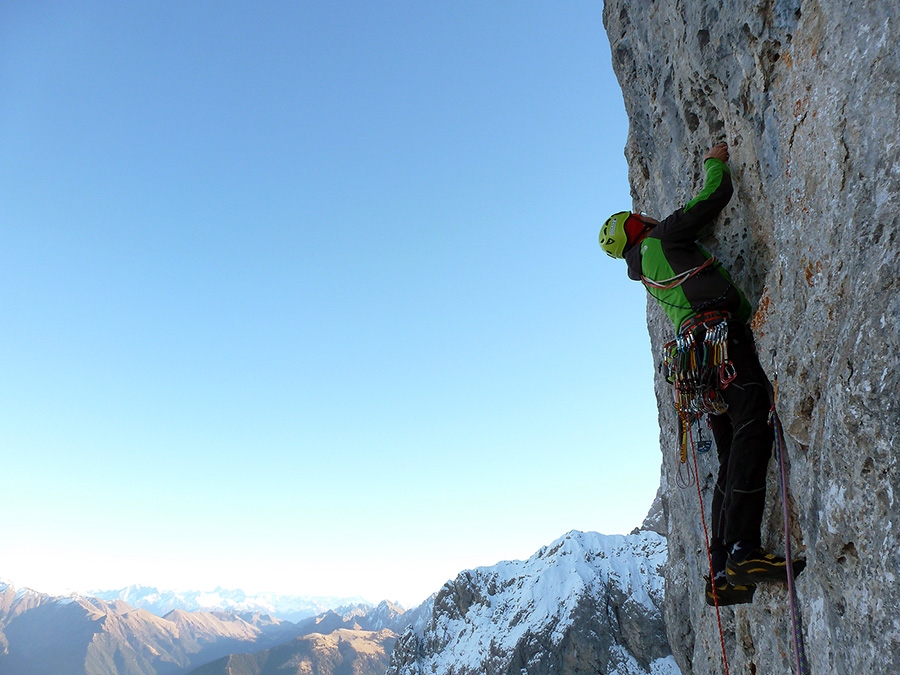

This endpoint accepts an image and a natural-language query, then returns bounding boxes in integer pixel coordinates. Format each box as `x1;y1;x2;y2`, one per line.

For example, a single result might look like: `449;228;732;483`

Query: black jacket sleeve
652;158;733;243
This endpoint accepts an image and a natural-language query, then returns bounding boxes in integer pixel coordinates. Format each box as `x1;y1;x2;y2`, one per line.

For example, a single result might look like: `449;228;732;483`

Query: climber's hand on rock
704;142;729;163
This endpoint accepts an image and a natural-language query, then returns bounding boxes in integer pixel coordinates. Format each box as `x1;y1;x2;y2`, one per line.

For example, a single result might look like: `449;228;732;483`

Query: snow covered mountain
91;586;367;623
387;530;680;675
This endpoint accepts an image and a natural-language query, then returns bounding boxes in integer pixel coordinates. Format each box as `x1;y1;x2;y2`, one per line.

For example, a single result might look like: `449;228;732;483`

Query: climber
598;141;804;606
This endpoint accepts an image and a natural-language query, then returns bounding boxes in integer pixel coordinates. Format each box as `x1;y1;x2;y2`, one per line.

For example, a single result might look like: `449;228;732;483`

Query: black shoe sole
705;586;756;606
726;558;806;586
704;576;756;606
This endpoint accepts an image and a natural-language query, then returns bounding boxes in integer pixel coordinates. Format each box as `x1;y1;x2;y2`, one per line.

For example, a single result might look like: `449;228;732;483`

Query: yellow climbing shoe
725;547;806;585
704;576;756;606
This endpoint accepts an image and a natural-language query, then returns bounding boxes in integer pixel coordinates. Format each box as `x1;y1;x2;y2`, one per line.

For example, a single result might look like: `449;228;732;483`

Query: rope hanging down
686;423;731;675
770;371;810;675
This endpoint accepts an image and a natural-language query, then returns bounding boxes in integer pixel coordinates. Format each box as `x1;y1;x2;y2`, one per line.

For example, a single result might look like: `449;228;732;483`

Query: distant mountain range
0;583;301;675
90;586;371;624
186;599;436;675
0;581;423;675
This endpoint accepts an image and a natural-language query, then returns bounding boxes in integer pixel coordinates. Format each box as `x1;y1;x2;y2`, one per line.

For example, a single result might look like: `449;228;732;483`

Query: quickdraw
663;312;736;476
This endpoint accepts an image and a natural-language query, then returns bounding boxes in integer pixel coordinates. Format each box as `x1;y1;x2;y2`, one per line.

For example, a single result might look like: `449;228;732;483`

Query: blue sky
0;2;659;608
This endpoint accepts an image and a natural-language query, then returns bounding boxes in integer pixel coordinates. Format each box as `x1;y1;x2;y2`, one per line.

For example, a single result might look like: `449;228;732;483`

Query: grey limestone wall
602;0;900;672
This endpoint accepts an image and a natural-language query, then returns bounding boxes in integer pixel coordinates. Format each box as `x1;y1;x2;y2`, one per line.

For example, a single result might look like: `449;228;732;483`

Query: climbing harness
661;311;735;486
770;368;810;675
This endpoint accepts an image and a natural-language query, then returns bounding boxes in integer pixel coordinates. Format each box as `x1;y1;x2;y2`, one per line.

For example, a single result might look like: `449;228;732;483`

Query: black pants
706;321;774;573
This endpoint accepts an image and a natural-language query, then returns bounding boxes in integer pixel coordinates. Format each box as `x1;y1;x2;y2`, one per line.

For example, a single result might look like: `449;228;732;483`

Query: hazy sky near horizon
1;2;662;608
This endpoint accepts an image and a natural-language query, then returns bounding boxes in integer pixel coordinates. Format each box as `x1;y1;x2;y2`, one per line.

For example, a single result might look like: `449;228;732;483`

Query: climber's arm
653;144;734;242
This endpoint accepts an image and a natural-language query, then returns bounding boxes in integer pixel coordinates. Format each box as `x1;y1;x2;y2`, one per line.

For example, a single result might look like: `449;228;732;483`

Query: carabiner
719;361;737;388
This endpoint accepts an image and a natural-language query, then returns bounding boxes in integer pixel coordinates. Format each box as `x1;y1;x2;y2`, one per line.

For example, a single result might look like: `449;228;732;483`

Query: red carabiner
719;361;737;388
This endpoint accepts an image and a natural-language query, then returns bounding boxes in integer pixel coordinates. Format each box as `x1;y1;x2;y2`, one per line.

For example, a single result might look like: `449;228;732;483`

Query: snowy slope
387;530;680;675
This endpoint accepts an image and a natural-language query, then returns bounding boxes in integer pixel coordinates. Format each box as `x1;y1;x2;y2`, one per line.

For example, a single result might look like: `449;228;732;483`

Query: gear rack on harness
662;310;735;483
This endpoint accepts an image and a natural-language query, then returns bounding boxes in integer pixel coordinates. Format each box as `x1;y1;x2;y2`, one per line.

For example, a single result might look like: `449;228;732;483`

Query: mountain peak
389;530;679;675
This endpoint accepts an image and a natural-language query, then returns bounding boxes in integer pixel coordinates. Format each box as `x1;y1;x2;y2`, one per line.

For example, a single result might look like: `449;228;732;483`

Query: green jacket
625;158;751;332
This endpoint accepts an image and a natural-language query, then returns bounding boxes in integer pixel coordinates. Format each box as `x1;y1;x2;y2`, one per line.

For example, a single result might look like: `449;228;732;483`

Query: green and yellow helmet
599;211;631;259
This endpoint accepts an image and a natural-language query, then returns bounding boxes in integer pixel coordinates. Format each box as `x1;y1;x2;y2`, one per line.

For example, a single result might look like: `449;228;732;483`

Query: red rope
687;421;731;675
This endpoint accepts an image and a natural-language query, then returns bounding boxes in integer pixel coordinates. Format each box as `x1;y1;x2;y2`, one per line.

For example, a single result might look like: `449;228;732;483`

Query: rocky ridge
603;0;899;673
187;628;397;675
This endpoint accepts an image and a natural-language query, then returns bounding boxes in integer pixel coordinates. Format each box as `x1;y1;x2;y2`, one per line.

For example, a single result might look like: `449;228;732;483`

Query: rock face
386;530;681;675
603;0;899;673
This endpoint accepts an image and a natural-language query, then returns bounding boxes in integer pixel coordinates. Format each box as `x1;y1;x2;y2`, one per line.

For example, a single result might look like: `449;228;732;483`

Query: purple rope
773;409;810;675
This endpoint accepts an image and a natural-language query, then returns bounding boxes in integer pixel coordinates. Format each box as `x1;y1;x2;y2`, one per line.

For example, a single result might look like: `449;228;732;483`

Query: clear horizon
1;2;660;610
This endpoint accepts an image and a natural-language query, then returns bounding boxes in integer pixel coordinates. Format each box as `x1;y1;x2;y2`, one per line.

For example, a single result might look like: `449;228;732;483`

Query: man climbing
599;141;804;606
